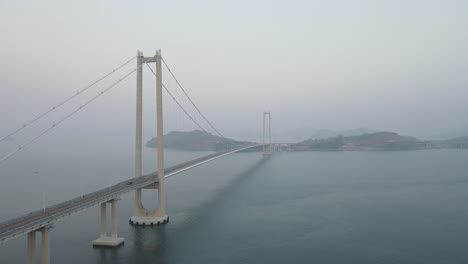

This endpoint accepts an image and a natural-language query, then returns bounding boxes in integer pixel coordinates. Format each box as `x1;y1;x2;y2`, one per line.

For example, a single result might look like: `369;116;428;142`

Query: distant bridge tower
130;50;169;225
262;112;272;155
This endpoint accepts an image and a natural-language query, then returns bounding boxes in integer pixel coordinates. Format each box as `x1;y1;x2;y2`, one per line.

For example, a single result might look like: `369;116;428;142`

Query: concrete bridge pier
93;200;124;247
27;225;50;264
130;183;169;225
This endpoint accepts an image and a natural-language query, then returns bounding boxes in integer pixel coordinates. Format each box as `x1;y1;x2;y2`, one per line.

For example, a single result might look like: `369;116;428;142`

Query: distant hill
235;127;377;142
309;128;378;139
150;130;468;152
146;130;251;151
431;127;468;140
295;132;425;151
264;127;377;139
344;132;423;150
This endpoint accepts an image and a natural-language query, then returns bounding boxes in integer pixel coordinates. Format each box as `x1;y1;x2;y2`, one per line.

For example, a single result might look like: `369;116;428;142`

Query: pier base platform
130;215;169;226
92;237;124;247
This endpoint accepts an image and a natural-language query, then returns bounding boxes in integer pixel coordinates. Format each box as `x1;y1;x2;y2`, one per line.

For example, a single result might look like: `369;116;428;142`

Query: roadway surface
0;144;260;243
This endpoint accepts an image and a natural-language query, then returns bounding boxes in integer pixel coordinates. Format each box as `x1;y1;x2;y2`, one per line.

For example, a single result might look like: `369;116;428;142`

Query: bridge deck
0;144;260;243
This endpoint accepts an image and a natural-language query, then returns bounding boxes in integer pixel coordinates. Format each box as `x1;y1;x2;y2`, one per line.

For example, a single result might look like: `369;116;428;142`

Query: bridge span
0;50;273;263
0;144;260;243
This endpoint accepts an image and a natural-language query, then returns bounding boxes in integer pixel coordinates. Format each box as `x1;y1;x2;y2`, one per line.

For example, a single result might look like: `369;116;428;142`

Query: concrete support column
27;232;36;264
263;112;266;153
135;50;143;180
155;50;166;218
268;112;272;153
111;200;117;239
134;50;143;216
100;203;107;239
93;200;124;247
41;227;50;264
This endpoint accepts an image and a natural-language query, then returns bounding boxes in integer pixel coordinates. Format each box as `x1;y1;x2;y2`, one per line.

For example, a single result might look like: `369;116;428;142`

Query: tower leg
41;227;50;264
134;50;143;217
27;232;35;264
111;200;117;239
268;112;271;153
263;112;266;153
100;203;106;239
155;50;167;219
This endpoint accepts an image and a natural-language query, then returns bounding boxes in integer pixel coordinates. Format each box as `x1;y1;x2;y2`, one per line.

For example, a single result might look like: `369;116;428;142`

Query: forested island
147;130;468;152
294;132;468;151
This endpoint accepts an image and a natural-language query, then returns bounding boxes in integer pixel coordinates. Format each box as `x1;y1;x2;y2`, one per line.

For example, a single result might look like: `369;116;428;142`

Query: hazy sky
1;0;468;143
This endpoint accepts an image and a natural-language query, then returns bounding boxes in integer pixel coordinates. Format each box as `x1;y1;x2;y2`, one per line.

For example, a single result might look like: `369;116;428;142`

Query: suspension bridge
0;50;273;264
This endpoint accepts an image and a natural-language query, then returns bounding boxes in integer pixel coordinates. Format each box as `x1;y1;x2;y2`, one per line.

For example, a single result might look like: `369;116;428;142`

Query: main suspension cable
161;57;225;138
0;56;136;143
145;64;207;133
146;63;240;149
0;56;155;167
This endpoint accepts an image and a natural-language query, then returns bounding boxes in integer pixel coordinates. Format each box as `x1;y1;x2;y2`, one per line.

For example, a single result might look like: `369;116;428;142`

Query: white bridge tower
262;112;272;155
130;50;169;225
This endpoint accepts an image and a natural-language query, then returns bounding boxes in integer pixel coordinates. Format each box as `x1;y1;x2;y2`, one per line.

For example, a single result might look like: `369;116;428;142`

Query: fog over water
1;0;468;142
1;1;468;263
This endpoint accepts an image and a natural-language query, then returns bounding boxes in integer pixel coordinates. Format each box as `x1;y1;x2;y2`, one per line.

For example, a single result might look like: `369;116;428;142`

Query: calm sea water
1;147;468;263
